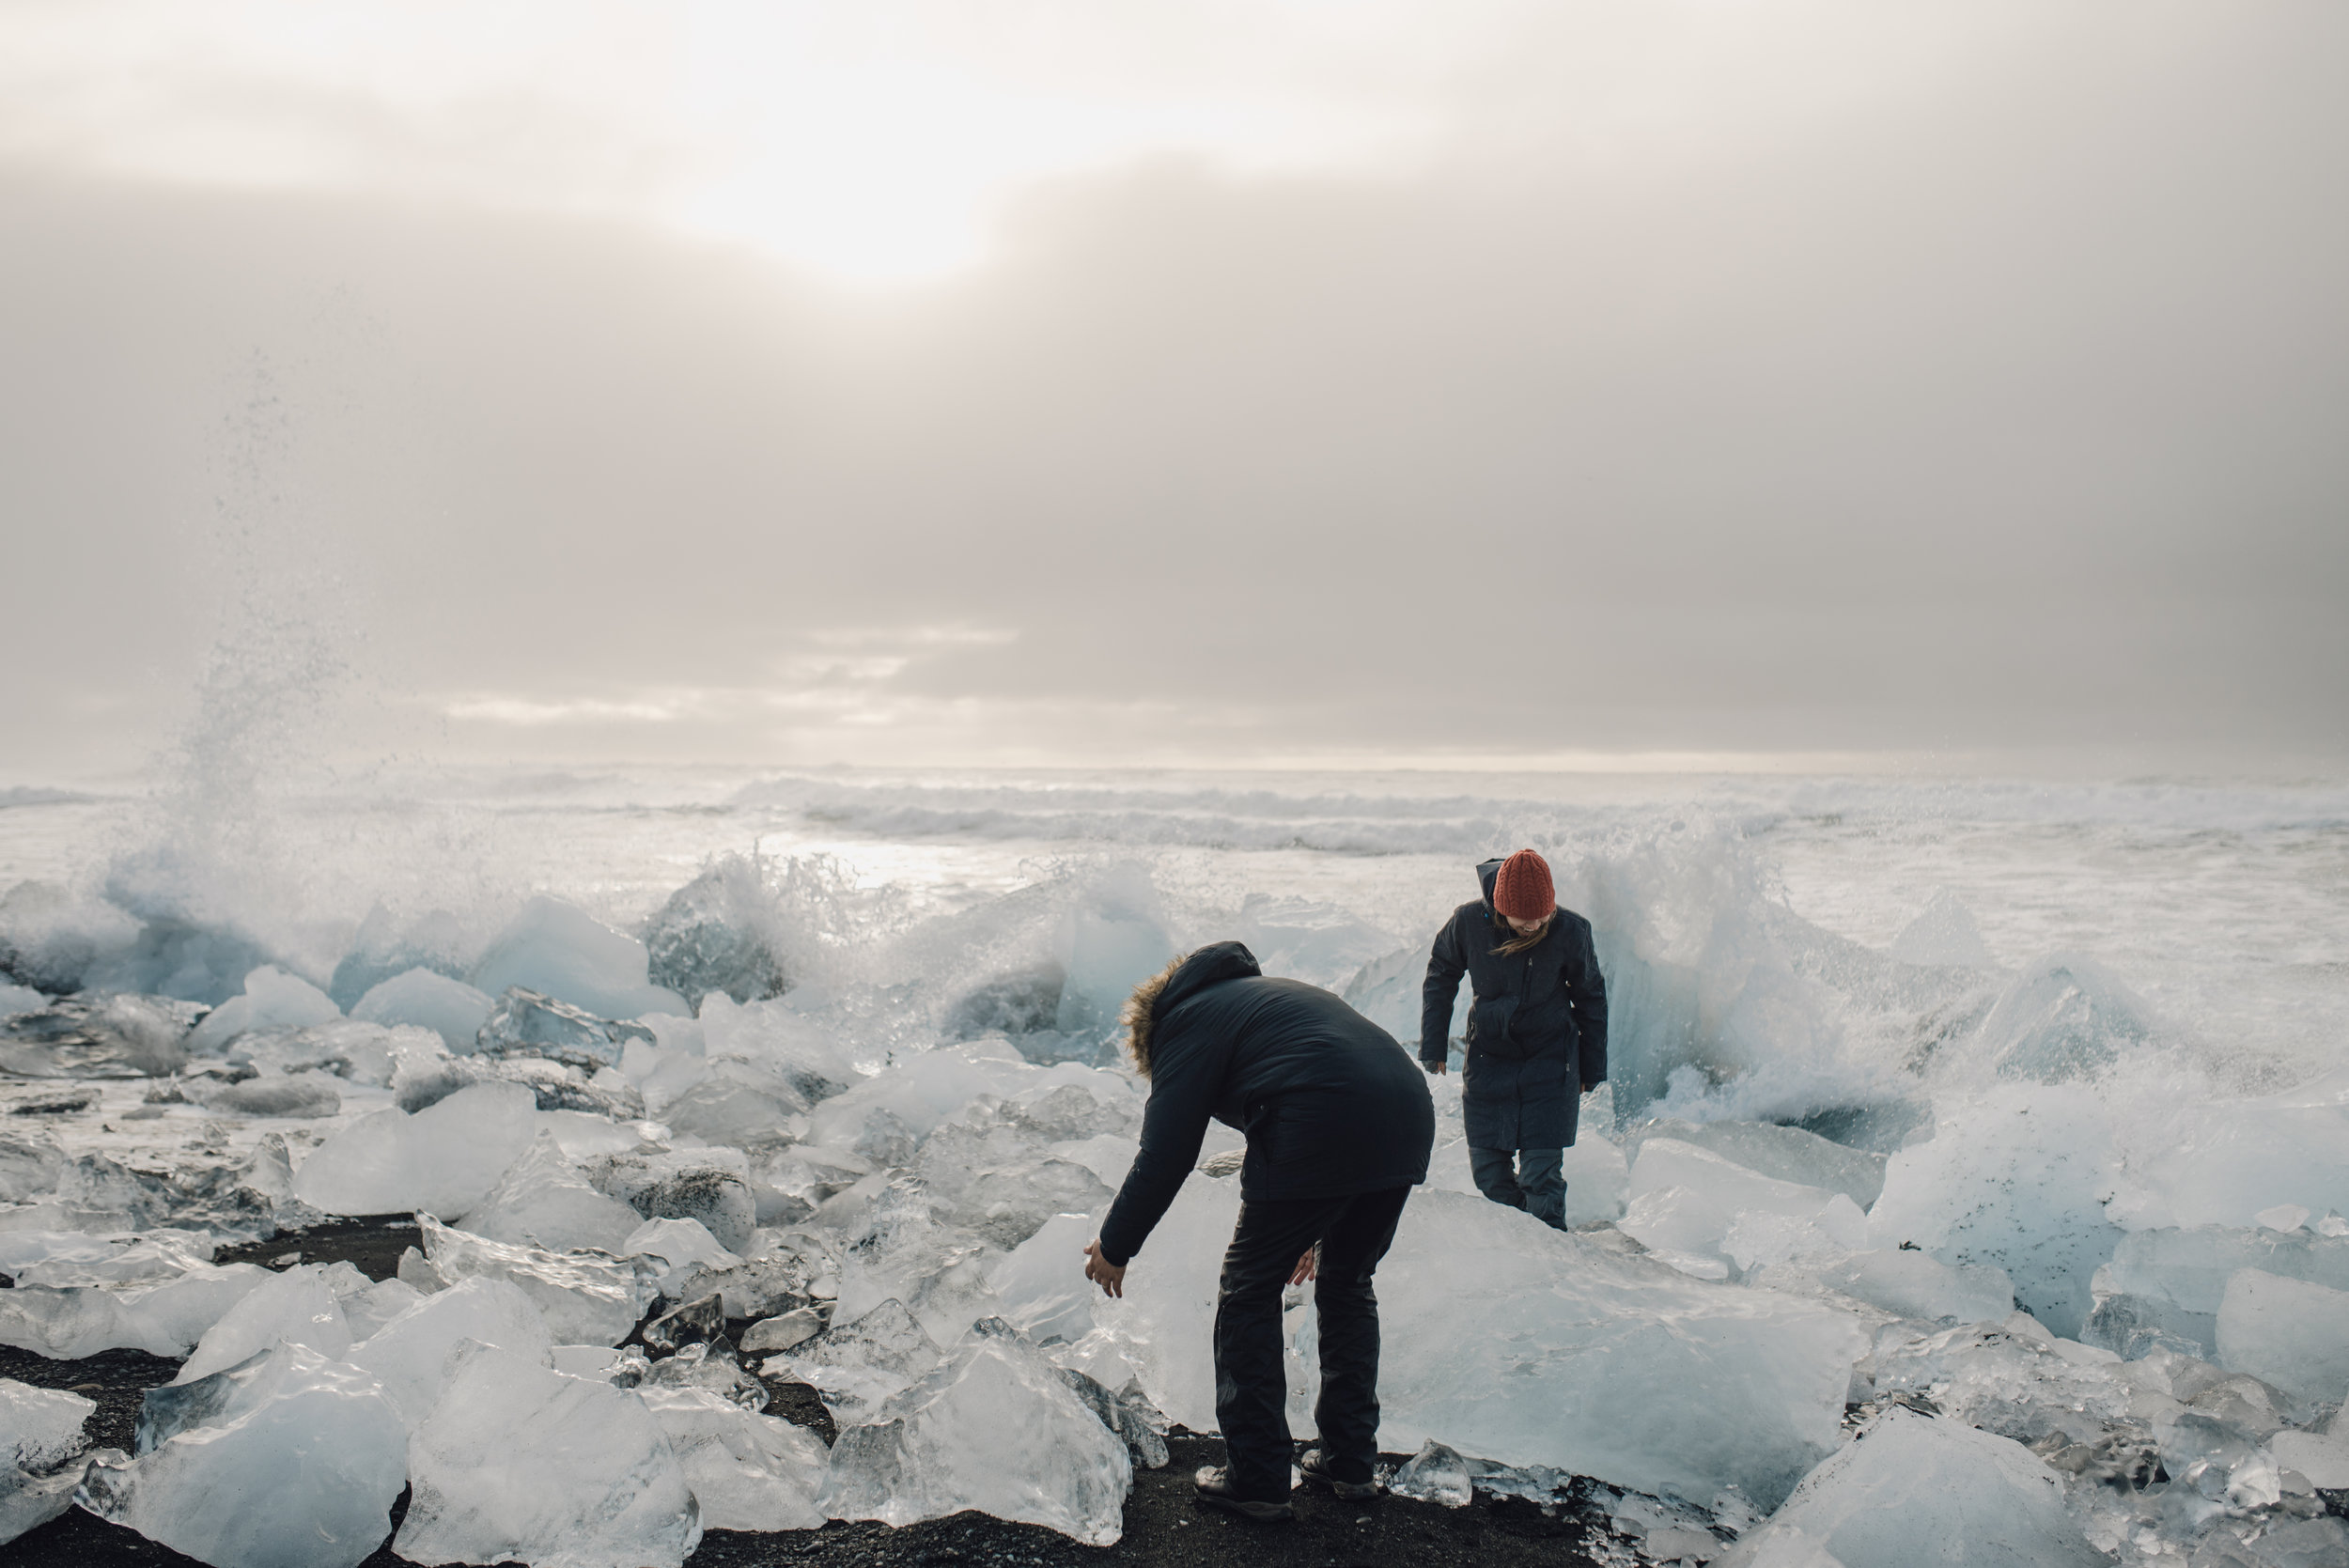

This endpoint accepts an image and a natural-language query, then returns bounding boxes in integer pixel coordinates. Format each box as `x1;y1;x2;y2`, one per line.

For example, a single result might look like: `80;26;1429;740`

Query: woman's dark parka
1421;859;1609;1151
1097;942;1435;1266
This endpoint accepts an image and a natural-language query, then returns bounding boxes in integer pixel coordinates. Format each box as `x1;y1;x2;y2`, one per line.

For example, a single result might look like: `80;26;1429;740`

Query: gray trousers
1470;1145;1566;1230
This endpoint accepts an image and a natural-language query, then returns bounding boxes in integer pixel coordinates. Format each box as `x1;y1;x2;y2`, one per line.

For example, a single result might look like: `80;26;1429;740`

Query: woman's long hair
1490;911;1551;957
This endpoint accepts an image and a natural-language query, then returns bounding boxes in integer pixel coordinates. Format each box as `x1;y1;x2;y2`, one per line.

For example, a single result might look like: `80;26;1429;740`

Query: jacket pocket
1468;994;1518;1053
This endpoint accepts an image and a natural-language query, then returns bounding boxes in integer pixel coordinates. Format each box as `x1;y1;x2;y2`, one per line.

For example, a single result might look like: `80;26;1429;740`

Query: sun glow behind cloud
0;0;1470;282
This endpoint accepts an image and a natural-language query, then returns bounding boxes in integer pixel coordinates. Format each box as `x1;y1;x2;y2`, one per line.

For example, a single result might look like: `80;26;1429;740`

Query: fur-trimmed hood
1120;940;1261;1076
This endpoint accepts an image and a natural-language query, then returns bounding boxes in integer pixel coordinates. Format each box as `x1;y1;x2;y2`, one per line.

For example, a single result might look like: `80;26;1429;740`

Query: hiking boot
1299;1448;1381;1499
1193;1466;1295;1521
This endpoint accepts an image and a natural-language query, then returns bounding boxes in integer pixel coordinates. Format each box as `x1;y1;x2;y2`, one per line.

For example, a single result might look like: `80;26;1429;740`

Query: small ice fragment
461;1130;645;1253
622;1215;742;1279
778;1297;942;1420
641;1293;724;1356
475;986;656;1071
587;1150;757;1253
1388;1439;1474;1507
2255;1203;2312;1234
292;1080;539;1219
740;1307;826;1355
418;1214;653;1345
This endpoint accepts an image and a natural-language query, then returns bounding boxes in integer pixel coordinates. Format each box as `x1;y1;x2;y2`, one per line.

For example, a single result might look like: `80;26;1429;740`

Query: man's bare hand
1288;1246;1318;1286
1082;1238;1127;1299
1426;1060;1447;1076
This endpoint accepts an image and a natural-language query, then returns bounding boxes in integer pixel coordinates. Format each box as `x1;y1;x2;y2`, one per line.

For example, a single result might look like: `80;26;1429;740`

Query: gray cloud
2;3;2344;775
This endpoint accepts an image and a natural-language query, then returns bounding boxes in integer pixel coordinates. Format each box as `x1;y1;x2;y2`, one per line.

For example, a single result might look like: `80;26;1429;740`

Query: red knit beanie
1491;849;1555;921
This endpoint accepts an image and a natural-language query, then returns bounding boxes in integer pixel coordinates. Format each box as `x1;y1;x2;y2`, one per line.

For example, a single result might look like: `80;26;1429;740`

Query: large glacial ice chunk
988;1212;1101;1344
0;1263;272;1358
396;1341;701;1568
643;858;791;1010
2;1378;91;1471
1970;953;2152;1084
637;1385;829;1530
817;1333;1131;1544
1890;888;1993;969
1867;1083;2123;1338
1623;1138;1866;1271
1624;1118;1890;1209
83;1342;407;1568
1102;1182;1866;1509
1;1377;92;1545
417;1214;652;1345
1716;1407;2105;1568
471;897;689;1022
1766;1250;2014;1327
2107;1075;2349;1231
778;1296;944;1419
461;1130;645;1253
2085;1224;2349;1360
351;968;493;1053
2216;1268;2349;1408
175;1263;350;1383
349;1276;555;1427
293;1080;538;1218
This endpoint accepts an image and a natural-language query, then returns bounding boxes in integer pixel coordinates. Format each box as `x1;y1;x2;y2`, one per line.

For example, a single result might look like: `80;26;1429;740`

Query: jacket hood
1158;940;1263;1018
1474;857;1506;912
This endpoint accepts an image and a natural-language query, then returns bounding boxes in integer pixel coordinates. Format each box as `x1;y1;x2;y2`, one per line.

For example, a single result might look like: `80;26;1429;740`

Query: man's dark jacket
1097;942;1435;1266
1421;858;1609;1151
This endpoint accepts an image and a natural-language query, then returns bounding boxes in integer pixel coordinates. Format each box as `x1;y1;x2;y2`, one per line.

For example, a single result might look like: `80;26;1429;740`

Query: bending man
1084;941;1435;1521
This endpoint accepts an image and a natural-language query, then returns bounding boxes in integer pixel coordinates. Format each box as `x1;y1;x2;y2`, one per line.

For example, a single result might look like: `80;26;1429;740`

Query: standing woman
1420;848;1608;1229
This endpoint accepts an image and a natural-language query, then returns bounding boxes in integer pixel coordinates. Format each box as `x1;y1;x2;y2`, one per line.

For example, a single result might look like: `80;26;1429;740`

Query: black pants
1212;1185;1412;1501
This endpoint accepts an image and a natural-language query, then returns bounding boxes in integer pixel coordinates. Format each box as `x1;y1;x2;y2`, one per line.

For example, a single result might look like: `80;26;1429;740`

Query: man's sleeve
1420;913;1466;1066
1566;918;1609;1088
1097;1041;1218;1266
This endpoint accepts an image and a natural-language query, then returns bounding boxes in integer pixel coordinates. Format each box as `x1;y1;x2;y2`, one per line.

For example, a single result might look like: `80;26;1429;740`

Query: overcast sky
3;0;2344;777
